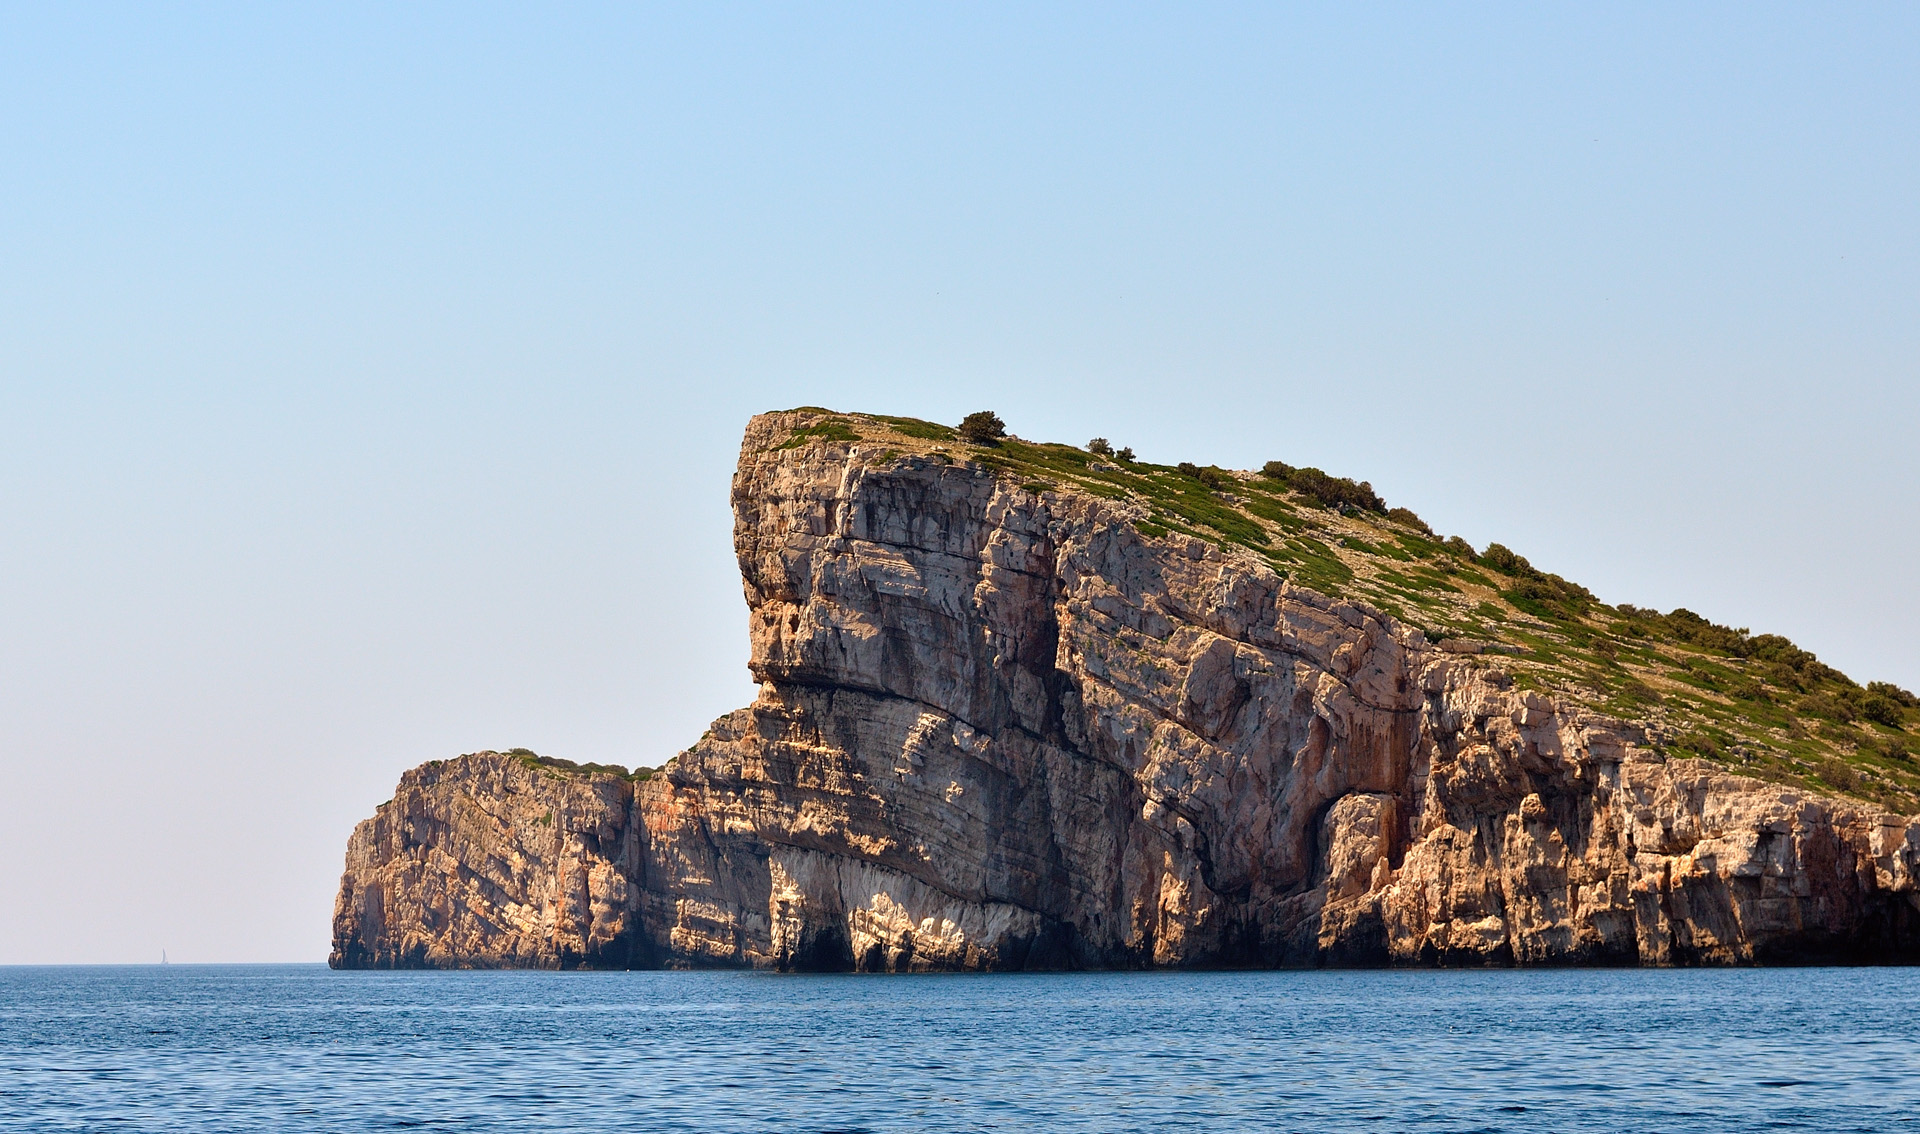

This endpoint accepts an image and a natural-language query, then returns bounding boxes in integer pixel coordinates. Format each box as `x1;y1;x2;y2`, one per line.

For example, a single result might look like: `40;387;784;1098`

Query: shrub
1654;608;1753;656
1745;634;1809;664
1869;681;1919;709
1799;692;1855;723
1620;680;1662;705
1176;462;1232;490
876;415;955;441
1673;731;1725;760
1443;536;1476;559
1387;506;1431;534
513;751;630;777
1087;437;1113;457
1472;543;1593;621
1817;757;1861;793
1480;543;1532;576
1288;467;1385;512
1761;661;1807;692
778;419;859;448
1115;446;1135;462
1504;578;1569;620
1609;610;1846;698
1257;460;1385;512
958;411;1006;443
1862;693;1906;728
1817;721;1862;748
1868;734;1912;762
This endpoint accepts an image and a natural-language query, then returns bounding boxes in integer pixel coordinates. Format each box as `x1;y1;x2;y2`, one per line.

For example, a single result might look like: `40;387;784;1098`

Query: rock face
331;755;649;969
331;412;1920;969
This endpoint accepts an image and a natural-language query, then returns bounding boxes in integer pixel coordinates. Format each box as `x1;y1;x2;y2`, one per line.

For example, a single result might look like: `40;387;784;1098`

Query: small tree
1115;446;1135;462
958;411;1006;444
1087;437;1112;457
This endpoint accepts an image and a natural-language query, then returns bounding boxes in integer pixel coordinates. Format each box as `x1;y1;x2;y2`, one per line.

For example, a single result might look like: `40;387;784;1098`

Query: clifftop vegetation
771;407;1920;810
505;748;656;783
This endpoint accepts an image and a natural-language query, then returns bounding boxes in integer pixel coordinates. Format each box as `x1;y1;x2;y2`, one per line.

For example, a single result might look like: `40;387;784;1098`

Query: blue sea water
2;965;1917;1132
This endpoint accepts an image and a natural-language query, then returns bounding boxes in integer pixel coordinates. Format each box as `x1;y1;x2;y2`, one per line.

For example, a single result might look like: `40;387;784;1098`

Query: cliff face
331;412;1920;969
332;755;649;969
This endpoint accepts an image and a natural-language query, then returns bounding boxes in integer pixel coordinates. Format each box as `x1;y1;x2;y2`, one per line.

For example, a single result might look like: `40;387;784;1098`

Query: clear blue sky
2;4;1915;962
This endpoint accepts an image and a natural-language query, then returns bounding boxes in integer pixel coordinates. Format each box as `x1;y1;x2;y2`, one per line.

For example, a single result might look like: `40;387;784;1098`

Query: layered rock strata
331;412;1920;969
331;755;649;969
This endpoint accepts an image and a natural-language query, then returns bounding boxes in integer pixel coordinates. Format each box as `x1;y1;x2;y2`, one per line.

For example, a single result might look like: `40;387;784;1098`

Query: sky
1;3;1915;963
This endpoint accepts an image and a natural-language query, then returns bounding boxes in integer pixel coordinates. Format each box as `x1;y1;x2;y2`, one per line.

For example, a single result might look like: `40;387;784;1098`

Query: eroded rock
331;412;1920;969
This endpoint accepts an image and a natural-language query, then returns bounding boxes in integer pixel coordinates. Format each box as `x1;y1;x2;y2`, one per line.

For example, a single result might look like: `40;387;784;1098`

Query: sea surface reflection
2;964;1915;1132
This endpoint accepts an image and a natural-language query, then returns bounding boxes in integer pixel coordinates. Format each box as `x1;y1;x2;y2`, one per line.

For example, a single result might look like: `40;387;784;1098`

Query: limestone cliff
331;411;1920;969
332;754;648;969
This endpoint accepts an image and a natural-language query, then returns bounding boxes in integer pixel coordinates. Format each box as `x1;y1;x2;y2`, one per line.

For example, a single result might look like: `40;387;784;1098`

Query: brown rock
330;754;648;969
331;412;1920;969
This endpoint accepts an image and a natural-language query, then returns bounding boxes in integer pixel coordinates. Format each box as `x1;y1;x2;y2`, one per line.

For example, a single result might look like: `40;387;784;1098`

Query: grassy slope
773;408;1920;811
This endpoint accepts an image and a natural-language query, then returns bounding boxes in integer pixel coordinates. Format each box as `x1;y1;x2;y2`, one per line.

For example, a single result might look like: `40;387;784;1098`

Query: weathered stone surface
330;754;648;969
332;412;1920;969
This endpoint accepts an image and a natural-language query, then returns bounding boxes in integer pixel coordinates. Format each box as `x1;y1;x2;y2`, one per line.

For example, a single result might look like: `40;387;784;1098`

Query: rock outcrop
332;754;649;969
331;412;1920;969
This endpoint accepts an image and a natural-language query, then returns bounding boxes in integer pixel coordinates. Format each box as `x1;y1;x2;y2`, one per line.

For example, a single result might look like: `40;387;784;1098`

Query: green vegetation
1387;506;1431;534
509;748;647;781
1261;461;1384;512
768;407;1920;809
958;410;1006;443
777;418;860;448
873;414;955;441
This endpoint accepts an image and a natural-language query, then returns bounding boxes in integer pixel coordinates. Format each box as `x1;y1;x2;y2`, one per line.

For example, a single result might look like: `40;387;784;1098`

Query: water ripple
2;966;1919;1132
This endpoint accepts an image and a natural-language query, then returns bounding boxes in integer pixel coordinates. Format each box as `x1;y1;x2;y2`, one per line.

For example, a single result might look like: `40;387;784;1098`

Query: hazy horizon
2;4;1915;963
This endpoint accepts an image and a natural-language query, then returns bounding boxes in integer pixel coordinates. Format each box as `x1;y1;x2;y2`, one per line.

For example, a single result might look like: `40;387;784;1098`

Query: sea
2;964;1916;1132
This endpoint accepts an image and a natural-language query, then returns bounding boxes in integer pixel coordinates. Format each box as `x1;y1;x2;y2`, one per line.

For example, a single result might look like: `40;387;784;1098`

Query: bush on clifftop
1387;506;1431;533
1176;462;1233;490
958;411;1006;443
1870;681;1919;709
1477;543;1595;622
1259;460;1385;513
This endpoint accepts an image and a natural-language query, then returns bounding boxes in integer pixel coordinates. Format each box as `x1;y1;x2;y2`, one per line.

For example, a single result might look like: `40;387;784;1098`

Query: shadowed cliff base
332;410;1920;970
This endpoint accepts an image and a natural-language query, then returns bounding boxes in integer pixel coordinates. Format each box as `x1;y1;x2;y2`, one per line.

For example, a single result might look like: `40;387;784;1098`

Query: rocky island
331;409;1920;970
